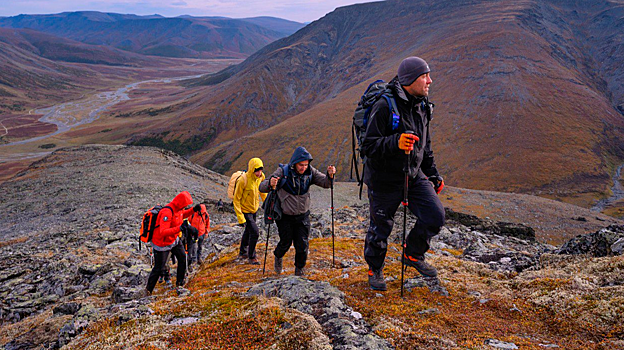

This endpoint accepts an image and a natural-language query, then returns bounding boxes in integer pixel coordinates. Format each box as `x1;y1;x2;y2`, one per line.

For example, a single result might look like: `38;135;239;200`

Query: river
591;164;624;212
0;74;202;149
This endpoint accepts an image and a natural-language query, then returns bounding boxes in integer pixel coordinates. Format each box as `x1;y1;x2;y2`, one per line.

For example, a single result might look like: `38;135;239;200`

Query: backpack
227;170;248;200
350;80;401;198
262;189;282;224
139;205;172;250
277;163;312;196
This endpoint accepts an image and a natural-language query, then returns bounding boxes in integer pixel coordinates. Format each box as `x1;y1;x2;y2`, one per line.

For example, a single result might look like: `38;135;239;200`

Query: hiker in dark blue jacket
361;56;446;291
259;146;336;276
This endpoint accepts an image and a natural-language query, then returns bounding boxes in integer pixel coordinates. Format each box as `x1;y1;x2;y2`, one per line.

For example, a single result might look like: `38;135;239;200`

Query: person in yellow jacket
234;157;267;264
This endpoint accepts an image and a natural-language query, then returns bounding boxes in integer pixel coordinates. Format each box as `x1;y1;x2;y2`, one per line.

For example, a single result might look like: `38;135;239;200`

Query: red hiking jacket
188;204;210;236
152;191;194;247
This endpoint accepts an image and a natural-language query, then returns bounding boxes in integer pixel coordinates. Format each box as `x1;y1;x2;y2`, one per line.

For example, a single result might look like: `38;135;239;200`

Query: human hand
270;176;280;189
398;133;419;153
193;204;201;212
428;175;444;194
327;165;336;178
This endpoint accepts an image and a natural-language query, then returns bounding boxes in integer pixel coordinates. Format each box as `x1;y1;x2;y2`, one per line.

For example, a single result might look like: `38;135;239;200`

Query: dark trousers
274;211;310;269
188;235;205;264
239;212;259;259
365;177;445;271
146;242;187;292
197;235;205;261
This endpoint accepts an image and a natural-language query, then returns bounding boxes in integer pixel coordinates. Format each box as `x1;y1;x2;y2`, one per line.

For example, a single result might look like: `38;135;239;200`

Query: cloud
171;1;187;6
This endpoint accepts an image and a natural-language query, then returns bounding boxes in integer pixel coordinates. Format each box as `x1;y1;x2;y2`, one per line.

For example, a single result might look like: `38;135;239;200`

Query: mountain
125;0;624;209
0;27;156;66
0;11;305;58
0;26;169;116
1;145;622;349
241;16;306;36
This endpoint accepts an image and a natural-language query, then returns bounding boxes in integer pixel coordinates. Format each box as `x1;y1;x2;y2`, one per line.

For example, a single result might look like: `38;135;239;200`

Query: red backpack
139;205;172;250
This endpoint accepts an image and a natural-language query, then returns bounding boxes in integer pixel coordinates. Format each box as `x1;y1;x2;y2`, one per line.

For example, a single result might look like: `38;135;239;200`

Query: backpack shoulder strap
278;164;289;189
381;94;400;131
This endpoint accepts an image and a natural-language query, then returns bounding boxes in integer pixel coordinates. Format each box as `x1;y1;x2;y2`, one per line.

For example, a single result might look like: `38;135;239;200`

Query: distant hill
0;27;167;114
125;0;624;208
0;11;305;58
0;27;156;66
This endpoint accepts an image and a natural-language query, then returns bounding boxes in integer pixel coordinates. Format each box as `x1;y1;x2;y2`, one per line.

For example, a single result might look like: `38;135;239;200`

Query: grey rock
611;237;624;255
53;302;81;316
112;286;147;303
485;338;519;349
558;225;624;256
247;276;392;350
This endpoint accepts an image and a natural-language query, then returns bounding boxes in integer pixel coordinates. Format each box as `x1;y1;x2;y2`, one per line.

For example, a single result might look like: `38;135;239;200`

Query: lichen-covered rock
557;225;624;256
247;276;392;350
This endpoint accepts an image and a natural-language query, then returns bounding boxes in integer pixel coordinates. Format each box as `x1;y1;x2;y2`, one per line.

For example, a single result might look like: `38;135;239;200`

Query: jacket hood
288;146;313;167
200;204;207;215
247;157;264;174
170;191;193;211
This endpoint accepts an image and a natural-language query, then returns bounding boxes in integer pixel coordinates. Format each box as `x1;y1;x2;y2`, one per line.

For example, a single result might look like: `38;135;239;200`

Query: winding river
591;164;624;212
0;74;202;148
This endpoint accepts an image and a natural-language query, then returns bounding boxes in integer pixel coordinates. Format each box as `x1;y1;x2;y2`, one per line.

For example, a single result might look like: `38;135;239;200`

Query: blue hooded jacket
281;146;314;195
259;146;332;216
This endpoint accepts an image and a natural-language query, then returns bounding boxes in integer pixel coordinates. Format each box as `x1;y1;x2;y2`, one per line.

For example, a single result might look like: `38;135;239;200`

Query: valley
0;58;241;182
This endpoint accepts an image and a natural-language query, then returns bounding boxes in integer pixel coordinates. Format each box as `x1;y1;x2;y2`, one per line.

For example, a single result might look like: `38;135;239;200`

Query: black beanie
398;57;430;86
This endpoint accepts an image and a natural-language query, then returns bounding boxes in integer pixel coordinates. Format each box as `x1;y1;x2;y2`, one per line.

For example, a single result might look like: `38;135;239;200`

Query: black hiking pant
239;212;259;259
274;211;310;269
188;235;205;264
365;177;445;271
147;242;187;292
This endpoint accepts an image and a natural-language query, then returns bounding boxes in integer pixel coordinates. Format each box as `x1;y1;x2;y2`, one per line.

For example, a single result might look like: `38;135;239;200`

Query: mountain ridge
0;11;305;58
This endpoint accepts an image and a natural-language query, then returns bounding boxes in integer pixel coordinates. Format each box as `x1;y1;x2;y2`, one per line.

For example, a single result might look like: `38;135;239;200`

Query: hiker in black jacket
361;56;445;291
259;146;336;276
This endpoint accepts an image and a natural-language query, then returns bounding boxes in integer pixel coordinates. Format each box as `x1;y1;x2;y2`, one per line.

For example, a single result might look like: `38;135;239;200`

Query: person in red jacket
146;191;194;293
188;203;210;267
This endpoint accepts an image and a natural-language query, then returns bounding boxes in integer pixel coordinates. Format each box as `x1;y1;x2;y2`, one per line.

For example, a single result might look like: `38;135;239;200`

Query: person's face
295;160;309;174
404;73;432;97
254;169;263;178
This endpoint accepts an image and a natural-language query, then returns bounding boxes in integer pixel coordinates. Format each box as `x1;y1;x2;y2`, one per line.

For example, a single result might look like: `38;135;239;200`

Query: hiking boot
237;253;248;261
368;269;387;291
402;253;438;277
295;267;305;277
274;257;283;275
248;257;260;265
158;276;164;284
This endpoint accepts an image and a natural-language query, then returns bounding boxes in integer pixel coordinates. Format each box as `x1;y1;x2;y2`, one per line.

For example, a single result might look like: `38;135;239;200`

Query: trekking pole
262;188;276;275
330;170;335;268
400;131;415;298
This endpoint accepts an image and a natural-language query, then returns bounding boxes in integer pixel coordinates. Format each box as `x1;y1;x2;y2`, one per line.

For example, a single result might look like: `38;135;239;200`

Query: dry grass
63;238;623;349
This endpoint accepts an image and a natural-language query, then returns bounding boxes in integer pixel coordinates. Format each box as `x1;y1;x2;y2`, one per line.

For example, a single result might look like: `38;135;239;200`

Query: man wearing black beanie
360;56;445;291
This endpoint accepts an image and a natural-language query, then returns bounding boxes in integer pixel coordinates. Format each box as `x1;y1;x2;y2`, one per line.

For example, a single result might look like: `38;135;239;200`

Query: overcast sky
0;0;375;23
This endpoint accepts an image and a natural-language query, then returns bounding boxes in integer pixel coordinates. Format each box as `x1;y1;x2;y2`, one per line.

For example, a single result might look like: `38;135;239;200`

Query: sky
0;0;375;23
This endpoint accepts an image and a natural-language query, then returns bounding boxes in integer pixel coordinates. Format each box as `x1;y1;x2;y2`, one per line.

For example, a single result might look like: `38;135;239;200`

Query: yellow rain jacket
233;158;267;224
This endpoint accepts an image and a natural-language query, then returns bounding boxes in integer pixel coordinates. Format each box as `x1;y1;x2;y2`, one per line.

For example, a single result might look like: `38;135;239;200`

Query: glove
428;175;444;194
398;133;419;153
193;204;201;212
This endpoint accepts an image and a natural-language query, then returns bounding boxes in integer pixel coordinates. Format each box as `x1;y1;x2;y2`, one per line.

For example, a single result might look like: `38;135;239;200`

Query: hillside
0;145;622;349
113;0;624;210
0;11;305;58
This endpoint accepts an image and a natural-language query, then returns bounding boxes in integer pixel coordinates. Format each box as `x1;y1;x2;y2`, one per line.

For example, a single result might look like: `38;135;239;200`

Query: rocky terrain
0;145;623;349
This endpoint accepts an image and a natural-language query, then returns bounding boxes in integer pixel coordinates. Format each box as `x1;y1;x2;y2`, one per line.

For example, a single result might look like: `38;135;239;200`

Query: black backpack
351;80;401;198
